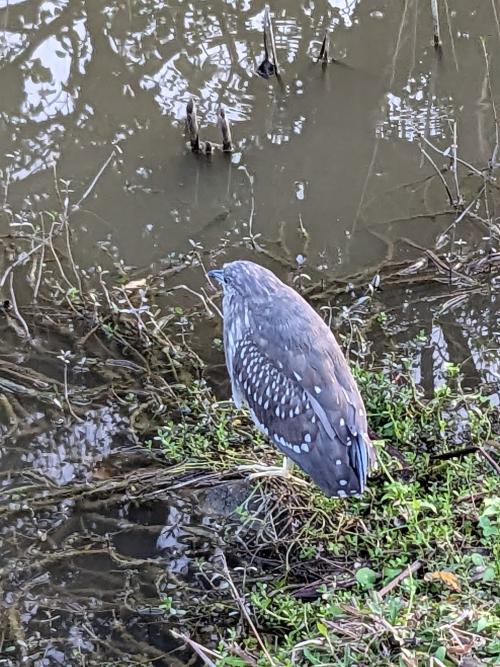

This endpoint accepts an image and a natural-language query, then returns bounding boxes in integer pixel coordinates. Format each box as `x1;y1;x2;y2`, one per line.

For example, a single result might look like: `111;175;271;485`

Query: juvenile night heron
208;260;374;498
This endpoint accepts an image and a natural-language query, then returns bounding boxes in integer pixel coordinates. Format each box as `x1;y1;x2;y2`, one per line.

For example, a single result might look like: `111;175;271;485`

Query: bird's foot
237;459;309;487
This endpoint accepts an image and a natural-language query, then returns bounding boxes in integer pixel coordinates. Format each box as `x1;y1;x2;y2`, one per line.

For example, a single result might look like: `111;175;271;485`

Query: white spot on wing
293;445;301;454
335;459;342;465
339;479;347;486
301;443;309;452
339;418;345;426
314;386;321;394
293;371;302;382
304;433;311;444
338;490;346;498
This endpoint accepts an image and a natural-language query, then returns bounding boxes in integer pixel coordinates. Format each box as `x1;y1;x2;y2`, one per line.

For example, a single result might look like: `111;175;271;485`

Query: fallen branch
377;561;422;597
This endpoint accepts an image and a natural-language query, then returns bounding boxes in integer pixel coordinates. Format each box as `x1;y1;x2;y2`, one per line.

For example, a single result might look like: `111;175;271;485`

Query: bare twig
33;214;46;302
451;121;462;205
170;631;219;667
239;165;261;249
480;37;499;168
221;554;277;666
443;0;458;70
490;0;500;43
420;134;489;179
419;144;455;206
61;356;84;423
8;273;30;340
477;447;500;475
73;149;117;211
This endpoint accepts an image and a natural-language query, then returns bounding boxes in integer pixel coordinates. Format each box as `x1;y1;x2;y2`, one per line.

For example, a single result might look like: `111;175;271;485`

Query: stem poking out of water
265;5;280;76
186;98;200;152
431;0;441;49
217;107;233;152
318;31;330;69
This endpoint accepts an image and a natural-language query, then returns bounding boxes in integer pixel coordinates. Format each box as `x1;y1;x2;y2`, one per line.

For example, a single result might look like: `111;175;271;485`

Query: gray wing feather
242;290;374;496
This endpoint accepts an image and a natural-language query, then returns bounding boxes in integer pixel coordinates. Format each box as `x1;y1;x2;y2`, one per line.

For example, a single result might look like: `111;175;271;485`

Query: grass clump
149;352;499;666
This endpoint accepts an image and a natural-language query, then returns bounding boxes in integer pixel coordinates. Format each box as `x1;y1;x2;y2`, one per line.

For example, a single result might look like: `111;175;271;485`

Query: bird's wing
232;323;372;497
242;293;374;496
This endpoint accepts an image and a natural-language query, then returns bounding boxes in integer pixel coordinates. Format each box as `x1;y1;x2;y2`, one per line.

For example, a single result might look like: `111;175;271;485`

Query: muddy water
0;0;499;664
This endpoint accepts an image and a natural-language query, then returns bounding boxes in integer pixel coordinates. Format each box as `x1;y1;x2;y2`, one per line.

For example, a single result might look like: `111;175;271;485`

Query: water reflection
2;0;498;271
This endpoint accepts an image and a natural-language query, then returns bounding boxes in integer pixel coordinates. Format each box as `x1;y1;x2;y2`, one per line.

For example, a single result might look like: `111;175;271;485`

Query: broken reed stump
318;31;330;69
257;28;275;79
186;98;200;151
430;0;441;49
184;99;233;154
217;108;233;152
257;5;280;79
265;5;280;76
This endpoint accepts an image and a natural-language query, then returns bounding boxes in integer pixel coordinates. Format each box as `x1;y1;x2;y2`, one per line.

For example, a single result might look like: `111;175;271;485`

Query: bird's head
208;260;281;299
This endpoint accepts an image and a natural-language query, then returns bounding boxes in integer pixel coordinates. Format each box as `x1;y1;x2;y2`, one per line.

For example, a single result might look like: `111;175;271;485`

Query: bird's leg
238;456;308;486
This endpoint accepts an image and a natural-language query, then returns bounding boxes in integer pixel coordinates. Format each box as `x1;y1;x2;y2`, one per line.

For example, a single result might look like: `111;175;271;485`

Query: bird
208;260;374;498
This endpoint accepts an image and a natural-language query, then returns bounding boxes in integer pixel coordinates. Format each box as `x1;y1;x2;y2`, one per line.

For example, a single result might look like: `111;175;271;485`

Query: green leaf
482;567;496;582
434;646;446;661
316;621;328;637
355;567;378;589
486;639;500;656
476;617;490;632
470;552;484;566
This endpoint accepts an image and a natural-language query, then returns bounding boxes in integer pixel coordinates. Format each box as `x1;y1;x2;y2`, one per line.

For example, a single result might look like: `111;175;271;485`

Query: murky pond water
1;0;499;664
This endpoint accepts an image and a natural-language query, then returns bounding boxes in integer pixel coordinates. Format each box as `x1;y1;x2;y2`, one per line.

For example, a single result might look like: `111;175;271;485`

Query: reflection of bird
208;260;374;497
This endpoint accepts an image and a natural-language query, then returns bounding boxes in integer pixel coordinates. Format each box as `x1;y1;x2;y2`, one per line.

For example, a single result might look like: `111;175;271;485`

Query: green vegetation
152;353;499;666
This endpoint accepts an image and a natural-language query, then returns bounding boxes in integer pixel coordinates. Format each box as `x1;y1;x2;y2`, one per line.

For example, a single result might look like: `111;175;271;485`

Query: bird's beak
207;268;224;284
